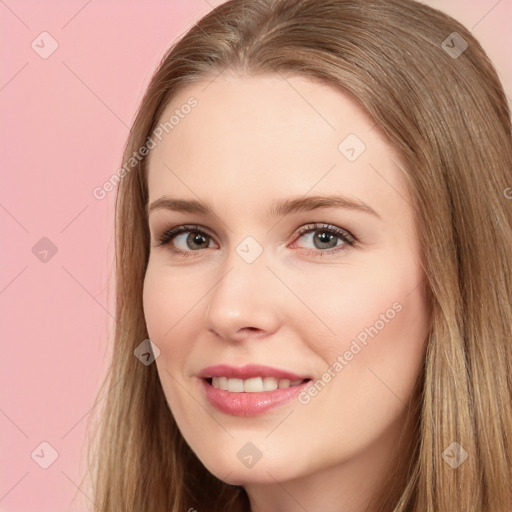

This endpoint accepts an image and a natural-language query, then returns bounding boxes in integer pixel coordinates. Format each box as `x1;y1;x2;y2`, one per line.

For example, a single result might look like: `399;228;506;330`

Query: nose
203;254;283;342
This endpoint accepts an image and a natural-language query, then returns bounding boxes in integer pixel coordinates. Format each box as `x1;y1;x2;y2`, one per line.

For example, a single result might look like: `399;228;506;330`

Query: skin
143;72;430;512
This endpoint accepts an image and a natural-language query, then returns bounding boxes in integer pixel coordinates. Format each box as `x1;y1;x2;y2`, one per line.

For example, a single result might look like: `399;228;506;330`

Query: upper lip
198;364;312;381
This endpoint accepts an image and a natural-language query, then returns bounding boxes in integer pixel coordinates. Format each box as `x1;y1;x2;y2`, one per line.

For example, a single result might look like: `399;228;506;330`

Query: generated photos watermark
298;301;403;405
92;96;198;200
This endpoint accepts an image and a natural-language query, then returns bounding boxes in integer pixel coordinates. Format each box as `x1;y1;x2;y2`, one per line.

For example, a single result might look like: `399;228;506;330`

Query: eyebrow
148;194;380;219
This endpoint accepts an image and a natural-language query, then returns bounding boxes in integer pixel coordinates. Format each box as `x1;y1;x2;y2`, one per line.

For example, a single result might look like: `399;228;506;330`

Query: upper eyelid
156;223;349;237
295;223;354;237
154;224;215;246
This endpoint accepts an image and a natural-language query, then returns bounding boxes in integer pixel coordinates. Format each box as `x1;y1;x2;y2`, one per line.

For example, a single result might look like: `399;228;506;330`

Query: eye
154;222;356;258
155;224;216;255
291;223;356;256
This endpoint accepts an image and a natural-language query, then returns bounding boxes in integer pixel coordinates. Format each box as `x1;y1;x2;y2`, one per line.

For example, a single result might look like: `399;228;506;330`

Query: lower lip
201;378;311;416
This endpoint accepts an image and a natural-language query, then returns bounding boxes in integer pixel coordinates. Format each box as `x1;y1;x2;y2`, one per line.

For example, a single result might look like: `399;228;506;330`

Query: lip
200;378;311;416
197;364;313;417
198;364;311;381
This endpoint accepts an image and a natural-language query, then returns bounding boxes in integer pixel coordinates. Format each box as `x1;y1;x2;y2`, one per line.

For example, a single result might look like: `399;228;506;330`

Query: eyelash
155;223;357;258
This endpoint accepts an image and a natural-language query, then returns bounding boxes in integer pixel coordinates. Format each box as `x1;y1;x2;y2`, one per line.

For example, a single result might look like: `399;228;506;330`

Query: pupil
188;232;209;249
314;231;337;249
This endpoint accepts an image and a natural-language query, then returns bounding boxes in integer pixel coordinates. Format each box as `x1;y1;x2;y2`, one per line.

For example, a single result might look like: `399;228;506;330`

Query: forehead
146;72;408;214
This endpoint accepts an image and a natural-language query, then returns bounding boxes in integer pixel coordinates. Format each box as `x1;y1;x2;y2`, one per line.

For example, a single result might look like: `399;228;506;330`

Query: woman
87;0;512;510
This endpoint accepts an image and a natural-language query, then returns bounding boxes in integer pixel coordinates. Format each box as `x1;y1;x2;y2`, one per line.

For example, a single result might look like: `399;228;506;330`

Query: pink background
1;1;510;511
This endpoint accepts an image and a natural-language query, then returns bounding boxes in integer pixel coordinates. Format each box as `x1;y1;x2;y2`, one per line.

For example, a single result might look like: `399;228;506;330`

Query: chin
198;449;306;486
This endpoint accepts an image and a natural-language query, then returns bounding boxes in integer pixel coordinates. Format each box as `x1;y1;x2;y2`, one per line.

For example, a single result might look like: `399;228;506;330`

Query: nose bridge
204;240;281;338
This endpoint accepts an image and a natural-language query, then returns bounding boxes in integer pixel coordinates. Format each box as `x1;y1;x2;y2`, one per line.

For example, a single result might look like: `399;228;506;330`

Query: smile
209;376;307;392
198;364;313;416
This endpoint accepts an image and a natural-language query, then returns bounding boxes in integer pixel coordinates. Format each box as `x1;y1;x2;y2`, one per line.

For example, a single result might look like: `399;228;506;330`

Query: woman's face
143;73;430;492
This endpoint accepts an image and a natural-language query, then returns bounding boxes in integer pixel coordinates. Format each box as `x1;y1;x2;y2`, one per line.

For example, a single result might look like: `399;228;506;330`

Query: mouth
199;368;313;416
198;364;314;416
198;363;312;382
204;376;311;392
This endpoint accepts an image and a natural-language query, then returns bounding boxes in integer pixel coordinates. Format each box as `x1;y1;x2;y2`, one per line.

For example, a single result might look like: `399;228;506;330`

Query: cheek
142;262;205;365
304;243;427;348
285;266;428;461
143;264;202;422
289;251;429;399
334;271;428;358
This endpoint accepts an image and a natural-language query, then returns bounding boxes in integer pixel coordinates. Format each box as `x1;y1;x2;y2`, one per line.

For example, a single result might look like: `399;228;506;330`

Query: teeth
244;377;263;392
227;378;244;392
262;377;278;391
211;376;306;392
218;376;228;390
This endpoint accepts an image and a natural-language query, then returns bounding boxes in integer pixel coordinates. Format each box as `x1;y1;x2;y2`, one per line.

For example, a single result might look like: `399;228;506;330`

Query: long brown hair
86;0;512;510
